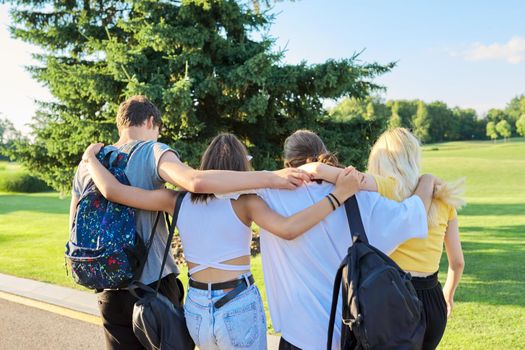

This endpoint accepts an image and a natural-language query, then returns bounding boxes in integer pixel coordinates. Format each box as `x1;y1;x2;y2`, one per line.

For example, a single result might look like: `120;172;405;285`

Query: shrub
0;172;51;193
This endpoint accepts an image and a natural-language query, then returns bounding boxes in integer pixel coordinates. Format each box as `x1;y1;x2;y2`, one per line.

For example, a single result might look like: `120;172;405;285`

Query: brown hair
116;95;162;130
191;133;252;203
283;129;341;168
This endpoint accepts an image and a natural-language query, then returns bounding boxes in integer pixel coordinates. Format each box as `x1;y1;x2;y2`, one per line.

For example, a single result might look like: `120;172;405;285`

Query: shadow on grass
440;225;525;308
459;203;525;216
0;193;68;215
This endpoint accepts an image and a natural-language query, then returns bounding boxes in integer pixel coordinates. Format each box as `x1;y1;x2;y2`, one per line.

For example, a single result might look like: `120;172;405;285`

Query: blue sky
1;1;525;133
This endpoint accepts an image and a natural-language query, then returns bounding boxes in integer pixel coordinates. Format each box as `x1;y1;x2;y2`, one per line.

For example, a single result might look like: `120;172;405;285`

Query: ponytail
428;178;466;228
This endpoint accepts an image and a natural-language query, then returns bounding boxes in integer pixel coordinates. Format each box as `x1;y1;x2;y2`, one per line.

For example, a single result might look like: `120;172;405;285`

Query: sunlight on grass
1;139;524;348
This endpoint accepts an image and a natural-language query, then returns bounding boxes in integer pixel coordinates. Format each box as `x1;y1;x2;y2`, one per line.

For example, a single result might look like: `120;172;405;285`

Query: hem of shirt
184;249;251;267
280;332;312;350
140;266;180;286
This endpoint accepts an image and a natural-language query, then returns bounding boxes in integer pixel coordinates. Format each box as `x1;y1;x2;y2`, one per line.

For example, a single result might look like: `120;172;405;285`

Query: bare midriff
187;255;251;284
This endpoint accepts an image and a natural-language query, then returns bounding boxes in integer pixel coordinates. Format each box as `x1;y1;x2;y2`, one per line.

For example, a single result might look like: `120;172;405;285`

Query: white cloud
452;37;525;64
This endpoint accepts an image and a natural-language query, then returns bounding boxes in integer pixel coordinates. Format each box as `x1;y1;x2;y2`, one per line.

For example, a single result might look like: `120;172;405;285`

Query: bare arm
158;151;311;193
413;174;435;212
299;162;378;191
69;193;79;229
298;162;342;183
83;144;177;213
246;168;360;240
443;218;464;317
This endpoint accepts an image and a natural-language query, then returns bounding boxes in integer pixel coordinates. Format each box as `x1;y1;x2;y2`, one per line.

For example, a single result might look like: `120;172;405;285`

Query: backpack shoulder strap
113;140;145;168
344;195;369;244
327;259;346;350
127;140;145;158
155;191;187;293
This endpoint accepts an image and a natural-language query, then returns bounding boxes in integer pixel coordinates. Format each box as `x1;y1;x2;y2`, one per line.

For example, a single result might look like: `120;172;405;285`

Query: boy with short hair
70;95;309;349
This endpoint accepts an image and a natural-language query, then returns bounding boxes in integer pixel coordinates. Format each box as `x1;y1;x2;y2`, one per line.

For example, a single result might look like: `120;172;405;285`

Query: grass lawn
1;139;524;348
422;139;525;349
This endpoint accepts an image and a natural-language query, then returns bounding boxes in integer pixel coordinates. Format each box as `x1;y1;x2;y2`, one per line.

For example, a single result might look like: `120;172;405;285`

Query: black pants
411;272;448;350
279;337;302;350
97;273;183;350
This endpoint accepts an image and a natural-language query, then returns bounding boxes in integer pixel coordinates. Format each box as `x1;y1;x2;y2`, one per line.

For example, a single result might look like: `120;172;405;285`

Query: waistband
189;274;254;291
189;274;255;309
410;271;439;290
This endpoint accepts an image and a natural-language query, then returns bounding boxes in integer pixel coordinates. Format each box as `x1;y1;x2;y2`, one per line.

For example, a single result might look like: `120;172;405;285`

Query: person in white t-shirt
81;133;362;350
257;130;436;350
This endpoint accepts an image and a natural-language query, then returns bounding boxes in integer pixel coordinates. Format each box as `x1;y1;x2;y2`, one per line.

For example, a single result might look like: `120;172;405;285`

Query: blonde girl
359;128;464;350
302;127;464;350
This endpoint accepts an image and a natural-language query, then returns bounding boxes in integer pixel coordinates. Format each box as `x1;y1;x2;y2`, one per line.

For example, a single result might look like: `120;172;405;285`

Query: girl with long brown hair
81;133;360;350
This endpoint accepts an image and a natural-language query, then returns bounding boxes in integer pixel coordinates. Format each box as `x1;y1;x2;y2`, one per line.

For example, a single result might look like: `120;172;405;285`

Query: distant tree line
0;116;22;161
329;95;525;144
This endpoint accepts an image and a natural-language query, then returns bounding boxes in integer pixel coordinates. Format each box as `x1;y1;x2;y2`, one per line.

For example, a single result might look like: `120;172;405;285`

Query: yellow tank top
373;175;457;273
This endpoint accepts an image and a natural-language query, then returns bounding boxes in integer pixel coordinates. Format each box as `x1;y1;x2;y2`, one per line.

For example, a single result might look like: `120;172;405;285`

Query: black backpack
327;196;426;350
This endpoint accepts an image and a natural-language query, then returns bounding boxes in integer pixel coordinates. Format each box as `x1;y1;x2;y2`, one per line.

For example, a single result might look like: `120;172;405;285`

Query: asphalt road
0;298;104;350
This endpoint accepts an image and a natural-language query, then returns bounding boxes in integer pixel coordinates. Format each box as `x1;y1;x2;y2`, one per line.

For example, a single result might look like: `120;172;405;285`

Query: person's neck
114;128;152;147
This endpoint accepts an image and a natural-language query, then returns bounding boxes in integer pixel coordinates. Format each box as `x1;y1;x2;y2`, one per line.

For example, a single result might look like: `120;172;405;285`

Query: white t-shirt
257;182;427;350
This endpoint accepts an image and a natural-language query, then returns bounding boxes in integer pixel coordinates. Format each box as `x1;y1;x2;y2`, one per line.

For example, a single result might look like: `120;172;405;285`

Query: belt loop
243;273;250;287
207;282;212;300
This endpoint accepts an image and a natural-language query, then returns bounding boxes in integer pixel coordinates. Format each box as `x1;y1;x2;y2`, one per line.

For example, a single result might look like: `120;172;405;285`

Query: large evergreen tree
4;0;392;192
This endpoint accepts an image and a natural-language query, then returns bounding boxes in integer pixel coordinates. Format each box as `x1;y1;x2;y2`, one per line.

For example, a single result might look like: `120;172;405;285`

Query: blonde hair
368;128;465;228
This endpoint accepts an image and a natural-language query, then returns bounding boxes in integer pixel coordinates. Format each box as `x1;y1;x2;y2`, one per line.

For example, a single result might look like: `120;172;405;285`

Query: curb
0;273;98;316
0;273;280;349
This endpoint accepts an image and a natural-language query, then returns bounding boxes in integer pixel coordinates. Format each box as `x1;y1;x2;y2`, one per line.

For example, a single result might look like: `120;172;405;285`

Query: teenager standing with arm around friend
69;96;310;350
364;128;464;350
305;128;465;350
255;130;437;350
82;133;361;350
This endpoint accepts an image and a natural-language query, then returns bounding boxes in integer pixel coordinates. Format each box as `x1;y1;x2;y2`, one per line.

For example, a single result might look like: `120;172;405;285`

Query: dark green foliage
395;100;417;128
317;116;386;171
0;172;51;193
4;0;392;192
504;95;525;123
327;95;510;147
453;108;486;140
0;117;22;159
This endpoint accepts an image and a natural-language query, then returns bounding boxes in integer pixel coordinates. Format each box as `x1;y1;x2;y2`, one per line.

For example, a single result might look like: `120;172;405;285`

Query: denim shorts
183;275;267;350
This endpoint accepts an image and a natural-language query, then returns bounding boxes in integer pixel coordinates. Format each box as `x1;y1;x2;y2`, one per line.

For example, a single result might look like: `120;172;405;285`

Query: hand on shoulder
82;143;104;163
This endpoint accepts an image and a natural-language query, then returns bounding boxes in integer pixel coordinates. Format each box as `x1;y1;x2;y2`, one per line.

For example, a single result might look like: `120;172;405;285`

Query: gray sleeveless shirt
72;140;179;285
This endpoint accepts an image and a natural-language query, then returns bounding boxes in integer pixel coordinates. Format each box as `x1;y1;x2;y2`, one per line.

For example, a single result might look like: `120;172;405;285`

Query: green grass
420;139;525;349
1;140;524;348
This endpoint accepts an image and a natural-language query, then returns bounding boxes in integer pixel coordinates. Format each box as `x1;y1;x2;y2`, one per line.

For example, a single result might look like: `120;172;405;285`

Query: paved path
0;273;280;349
0;297;104;350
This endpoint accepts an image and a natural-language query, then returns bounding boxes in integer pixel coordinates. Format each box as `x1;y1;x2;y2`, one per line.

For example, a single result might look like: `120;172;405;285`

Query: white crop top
177;195;252;275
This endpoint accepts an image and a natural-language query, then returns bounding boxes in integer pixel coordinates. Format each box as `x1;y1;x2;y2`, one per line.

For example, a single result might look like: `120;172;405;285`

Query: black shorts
279;337;302;350
97;273;183;350
411;272;448;350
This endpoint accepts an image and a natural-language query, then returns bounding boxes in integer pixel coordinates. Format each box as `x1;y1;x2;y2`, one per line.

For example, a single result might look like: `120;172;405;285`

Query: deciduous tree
496;120;511;142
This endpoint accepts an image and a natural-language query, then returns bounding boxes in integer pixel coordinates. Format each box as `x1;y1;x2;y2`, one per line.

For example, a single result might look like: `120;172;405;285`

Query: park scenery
1;1;525;350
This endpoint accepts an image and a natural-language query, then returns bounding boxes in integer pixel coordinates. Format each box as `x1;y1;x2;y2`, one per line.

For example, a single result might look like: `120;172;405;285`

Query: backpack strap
112;140;145;168
134;211;162;281
155;191;187;293
327;258;346;350
344;195;369;244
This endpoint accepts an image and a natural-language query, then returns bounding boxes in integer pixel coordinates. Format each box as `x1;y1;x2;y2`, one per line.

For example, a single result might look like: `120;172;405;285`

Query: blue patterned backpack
65;142;158;290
